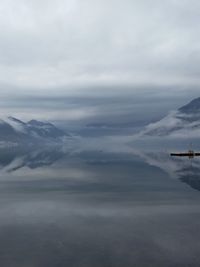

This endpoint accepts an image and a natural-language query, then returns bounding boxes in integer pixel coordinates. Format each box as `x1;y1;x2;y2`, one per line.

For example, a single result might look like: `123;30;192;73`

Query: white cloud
0;0;199;89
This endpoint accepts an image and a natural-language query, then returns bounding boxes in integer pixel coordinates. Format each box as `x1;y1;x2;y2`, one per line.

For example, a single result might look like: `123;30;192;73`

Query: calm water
0;146;200;266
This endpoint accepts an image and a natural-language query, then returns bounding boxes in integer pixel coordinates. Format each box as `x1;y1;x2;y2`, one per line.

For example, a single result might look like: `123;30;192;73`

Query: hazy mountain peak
7;116;26;124
0;116;69;146
179;97;200;114
27;119;67;138
142;97;200;137
28;119;52;127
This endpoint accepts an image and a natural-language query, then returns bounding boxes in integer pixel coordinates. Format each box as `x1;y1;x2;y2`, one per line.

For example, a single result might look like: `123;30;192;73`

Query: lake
0;146;199;266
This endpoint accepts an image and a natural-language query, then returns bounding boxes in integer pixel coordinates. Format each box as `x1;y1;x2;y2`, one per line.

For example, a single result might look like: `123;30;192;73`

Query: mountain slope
0;117;68;145
179;97;200;114
142;97;200;137
26;119;67;138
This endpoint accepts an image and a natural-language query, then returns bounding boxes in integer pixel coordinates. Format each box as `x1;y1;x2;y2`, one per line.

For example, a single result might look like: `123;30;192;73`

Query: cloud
0;0;200;89
141;108;200;139
0;1;200;123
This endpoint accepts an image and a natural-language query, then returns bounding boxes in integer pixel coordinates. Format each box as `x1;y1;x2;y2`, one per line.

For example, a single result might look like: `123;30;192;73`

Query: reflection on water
0;146;200;266
137;150;200;191
179;166;200;191
1;146;200;192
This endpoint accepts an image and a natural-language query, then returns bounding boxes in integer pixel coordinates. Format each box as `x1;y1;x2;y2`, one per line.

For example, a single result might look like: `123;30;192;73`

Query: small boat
170;150;200;158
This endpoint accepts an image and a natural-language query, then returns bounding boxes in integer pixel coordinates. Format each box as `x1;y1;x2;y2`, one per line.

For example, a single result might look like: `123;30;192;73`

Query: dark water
0;147;200;267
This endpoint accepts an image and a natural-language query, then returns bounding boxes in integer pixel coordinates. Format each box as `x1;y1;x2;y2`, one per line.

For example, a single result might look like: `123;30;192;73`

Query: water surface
0;147;199;267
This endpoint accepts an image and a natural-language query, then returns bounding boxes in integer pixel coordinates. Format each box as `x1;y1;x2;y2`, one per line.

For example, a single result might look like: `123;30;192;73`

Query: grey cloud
0;0;200;88
0;85;199;125
0;1;200;124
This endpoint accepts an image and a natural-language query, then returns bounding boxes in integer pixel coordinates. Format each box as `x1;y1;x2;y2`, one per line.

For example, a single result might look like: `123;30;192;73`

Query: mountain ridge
142;97;200;137
179;97;200;114
0;117;69;146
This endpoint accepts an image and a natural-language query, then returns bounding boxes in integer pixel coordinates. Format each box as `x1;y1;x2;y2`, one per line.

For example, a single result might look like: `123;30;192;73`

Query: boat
170;150;200;158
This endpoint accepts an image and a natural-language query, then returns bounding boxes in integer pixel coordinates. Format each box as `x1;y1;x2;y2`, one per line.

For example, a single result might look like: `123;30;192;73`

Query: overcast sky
0;0;199;121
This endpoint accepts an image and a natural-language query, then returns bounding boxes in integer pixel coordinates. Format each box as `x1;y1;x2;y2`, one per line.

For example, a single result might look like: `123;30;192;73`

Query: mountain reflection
0;146;199;192
0;147;65;172
178;166;200;191
137;151;200;192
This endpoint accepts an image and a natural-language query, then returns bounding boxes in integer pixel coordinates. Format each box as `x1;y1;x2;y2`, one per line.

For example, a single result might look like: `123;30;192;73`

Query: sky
0;0;200;122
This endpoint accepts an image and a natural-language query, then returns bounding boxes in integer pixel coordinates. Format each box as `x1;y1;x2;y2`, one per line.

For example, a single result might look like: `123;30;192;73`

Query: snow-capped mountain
0;116;68;145
142;97;200;137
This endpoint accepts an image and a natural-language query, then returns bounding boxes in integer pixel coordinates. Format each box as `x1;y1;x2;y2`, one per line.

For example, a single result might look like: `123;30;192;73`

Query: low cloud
141;109;200;138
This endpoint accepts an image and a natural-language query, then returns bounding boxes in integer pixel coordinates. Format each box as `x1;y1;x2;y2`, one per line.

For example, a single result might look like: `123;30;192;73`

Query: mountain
26;119;67;138
142;97;200;137
0;117;68;146
179;97;200;114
